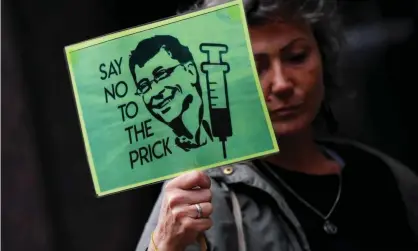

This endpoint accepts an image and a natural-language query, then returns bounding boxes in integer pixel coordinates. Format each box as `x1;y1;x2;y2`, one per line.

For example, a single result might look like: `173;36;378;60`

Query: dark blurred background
2;0;418;250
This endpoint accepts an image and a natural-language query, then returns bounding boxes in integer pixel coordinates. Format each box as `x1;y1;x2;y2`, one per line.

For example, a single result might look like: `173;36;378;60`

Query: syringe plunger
200;44;228;64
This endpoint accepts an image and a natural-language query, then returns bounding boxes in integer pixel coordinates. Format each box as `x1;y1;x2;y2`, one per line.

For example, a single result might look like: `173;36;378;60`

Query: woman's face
249;20;324;136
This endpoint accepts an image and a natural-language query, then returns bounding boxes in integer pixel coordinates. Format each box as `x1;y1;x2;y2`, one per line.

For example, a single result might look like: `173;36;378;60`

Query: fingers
167;189;212;207
189;202;213;218
167;170;211;190
153;171;214;250
171;202;213;219
181;217;213;233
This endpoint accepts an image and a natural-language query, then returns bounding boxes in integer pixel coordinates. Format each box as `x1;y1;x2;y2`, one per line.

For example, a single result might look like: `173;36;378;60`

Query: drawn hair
129;35;195;83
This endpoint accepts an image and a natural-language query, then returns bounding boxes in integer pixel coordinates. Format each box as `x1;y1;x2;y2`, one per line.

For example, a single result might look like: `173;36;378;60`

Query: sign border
64;0;279;197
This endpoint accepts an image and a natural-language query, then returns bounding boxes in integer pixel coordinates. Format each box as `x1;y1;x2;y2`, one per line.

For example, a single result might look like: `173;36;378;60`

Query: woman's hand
149;170;213;251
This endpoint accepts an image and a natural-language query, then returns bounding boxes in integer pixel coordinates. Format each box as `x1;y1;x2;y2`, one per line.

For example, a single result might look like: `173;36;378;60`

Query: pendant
323;220;338;235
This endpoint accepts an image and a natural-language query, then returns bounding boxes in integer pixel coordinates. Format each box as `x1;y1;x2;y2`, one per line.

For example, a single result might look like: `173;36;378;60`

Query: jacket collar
205;161;311;250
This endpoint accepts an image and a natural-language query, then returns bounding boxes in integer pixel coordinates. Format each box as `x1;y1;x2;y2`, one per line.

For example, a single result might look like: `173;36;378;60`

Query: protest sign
65;0;279;196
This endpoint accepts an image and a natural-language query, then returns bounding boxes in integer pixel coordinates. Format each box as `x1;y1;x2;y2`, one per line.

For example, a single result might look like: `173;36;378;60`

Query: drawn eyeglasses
135;63;183;95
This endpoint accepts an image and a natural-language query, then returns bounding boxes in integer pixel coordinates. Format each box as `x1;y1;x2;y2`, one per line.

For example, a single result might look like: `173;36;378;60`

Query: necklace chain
261;161;342;221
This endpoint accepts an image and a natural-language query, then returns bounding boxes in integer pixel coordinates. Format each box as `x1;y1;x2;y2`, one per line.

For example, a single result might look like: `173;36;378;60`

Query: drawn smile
152;87;181;111
158;97;172;109
153;96;173;110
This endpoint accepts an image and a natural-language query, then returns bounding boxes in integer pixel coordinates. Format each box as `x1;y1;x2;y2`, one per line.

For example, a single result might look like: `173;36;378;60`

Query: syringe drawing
200;43;232;159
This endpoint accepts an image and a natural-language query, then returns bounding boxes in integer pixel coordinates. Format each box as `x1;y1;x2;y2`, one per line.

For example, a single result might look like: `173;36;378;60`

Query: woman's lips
270;104;302;118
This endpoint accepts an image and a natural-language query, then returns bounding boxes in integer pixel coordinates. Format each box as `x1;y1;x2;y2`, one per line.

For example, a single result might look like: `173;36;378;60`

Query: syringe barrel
199;43;233;142
201;63;230;109
210;108;233;139
201;62;230;73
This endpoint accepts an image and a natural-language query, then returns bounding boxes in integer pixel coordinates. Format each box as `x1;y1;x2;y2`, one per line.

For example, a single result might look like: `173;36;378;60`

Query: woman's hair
184;0;343;134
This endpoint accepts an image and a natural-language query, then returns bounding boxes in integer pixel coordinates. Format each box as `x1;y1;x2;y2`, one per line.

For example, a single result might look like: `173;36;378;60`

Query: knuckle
182;217;194;231
189;171;210;188
191;170;203;181
167;193;180;208
200;189;211;202
206;189;213;202
164;179;175;190
198;170;207;179
207;203;213;215
165;177;176;186
172;208;184;221
206;175;212;187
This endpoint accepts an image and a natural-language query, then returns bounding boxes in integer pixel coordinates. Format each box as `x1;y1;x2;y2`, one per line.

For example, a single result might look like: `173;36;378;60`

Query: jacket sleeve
386;157;418;240
135;184;164;251
135;182;202;251
349;138;418;240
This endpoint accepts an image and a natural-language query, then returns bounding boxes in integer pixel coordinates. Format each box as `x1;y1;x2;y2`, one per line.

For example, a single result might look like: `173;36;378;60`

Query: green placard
65;0;279;197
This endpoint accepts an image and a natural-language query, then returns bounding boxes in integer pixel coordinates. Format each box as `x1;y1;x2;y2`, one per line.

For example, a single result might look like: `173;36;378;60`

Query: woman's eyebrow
253;53;269;60
281;37;309;51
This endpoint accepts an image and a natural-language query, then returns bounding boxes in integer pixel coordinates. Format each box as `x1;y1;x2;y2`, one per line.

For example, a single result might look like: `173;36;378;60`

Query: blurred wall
334;0;418;170
2;0;177;250
2;0;417;250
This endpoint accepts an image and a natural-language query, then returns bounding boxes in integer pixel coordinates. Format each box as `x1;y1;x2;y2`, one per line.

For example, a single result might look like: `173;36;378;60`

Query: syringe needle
222;140;227;159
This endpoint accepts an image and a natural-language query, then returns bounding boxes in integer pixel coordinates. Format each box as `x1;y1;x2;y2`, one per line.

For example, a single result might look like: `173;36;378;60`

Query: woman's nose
269;60;293;99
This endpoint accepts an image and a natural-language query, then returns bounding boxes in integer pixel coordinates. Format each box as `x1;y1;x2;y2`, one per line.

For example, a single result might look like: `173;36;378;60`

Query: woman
137;0;418;250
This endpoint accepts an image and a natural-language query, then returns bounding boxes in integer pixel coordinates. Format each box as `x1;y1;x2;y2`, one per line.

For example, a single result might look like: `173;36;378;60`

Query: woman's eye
285;52;308;64
254;55;269;75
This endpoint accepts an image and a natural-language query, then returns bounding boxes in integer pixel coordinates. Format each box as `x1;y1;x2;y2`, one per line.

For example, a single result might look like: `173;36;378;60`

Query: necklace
261;161;342;235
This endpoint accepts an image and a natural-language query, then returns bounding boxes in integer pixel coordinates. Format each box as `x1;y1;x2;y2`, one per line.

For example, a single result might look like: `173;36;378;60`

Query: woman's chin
272;117;311;137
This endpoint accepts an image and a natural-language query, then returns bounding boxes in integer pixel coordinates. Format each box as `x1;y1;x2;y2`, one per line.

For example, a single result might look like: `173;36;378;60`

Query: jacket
136;138;418;251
